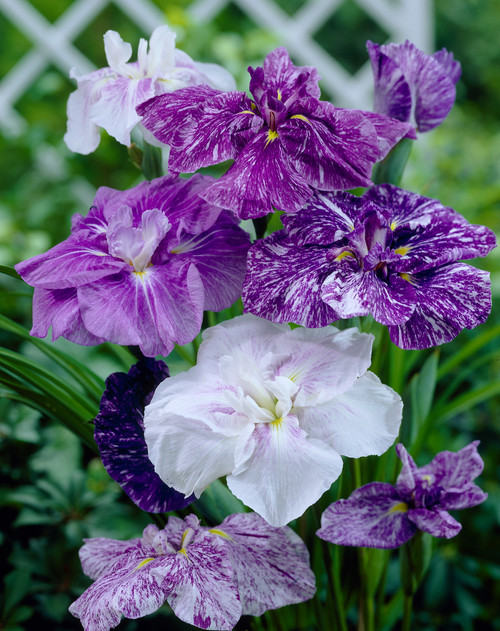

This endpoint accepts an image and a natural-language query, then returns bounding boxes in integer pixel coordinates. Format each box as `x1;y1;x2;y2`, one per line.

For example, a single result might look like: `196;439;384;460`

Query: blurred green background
0;1;499;630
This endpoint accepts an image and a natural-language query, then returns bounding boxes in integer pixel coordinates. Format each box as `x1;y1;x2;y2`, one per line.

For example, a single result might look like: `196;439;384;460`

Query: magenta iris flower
316;442;487;549
69;513;316;631
94;358;194;513
15;175;250;357
137;47;415;219
243;184;495;349
367;40;461;132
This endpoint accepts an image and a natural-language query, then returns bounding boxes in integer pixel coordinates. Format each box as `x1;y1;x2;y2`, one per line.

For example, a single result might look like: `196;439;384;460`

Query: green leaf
372;137;414;186
0;265;22;281
194;479;246;525
407;351;439;446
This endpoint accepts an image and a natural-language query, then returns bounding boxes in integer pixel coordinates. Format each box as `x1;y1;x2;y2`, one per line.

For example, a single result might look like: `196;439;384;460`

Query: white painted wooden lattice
0;0;433;137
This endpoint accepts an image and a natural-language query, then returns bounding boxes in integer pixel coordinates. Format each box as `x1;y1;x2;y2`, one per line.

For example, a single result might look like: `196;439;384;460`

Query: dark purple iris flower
367;40;461;132
316;442;487;549
94;358;194;513
137;47;415;219
15;175;251;357
242;184;496;349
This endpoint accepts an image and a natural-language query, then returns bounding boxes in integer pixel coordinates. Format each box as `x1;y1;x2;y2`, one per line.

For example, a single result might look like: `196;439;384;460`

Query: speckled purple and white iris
69;512;316;631
367;39;461;132
137;47;415;219
144;314;402;527
317;442;487;549
15;175;251;357
242;184;496;349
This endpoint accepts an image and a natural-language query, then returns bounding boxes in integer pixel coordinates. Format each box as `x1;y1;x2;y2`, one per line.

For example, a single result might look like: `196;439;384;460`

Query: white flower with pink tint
144;315;403;526
64;25;236;154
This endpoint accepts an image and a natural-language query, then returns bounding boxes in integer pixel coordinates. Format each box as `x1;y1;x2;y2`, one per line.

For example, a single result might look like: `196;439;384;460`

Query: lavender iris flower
94;358;194;513
316;442;487;549
15;175;251;357
243;184;496;350
137;47;415;219
69;513;316;631
367;40;461;132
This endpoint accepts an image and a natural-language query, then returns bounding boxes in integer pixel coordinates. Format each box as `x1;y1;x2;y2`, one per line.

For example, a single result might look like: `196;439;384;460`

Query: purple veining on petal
318;441;487;549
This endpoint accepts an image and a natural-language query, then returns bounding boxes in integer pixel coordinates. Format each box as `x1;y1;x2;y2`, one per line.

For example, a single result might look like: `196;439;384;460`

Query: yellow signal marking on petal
178;548;190;560
335;250;356;261
388;502;408;513
209;529;234;541
290;114;310;123
399;272;414;283
134;557;154;571
277;88;282;100
394;245;411;256
238;110;256;115
265;129;279;147
390;221;397;231
271;417;283;429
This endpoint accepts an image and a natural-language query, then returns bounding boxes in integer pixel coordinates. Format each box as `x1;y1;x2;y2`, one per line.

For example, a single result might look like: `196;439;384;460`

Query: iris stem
402;594;413;631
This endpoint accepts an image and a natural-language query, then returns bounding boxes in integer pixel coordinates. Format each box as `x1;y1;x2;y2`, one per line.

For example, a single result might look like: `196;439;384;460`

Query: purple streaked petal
138;88;260;172
200;132;313;218
95;359;195;513
249;47;321;103
317;482;416;549
417;441;488;510
432;49;462;84
321;263;416;325
359;110;416;159
407;508;462;538
298;372;402;458
388;264;491;349
227;415;343;526
175;211;251;311
214;512;316;615
78;536;143;580
242;231;338;328
15;236;125;290
280;103;378;190
78;261;204;357
31;287;105;346
69;555;173;631
366;42;412;123
282;190;363;246
157;532;241;631
395;443;418;499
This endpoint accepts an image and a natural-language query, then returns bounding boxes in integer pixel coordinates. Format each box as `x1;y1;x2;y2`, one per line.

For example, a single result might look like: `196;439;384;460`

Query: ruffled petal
407;508;462;538
77;261;204;357
243;231;337;328
227;415;343;526
317;482;416;548
298;372;401;458
78;536;143;580
388;264;492;349
214;512;316;615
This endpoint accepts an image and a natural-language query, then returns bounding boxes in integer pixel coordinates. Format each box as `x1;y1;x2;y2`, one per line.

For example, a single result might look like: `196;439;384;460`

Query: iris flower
69;513;316;630
243;184;495;349
317;442;487;549
65;25;235;154
16;175;250;357
144;314;402;526
367;39;461;132
137;47;415;219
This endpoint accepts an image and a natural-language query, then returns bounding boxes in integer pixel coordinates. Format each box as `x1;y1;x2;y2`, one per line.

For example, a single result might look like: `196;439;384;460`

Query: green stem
332;544;349;631
141;141;163;180
401;594;413;631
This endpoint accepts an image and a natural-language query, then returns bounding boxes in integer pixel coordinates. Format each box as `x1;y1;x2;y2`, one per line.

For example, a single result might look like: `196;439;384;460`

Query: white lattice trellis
0;0;433;137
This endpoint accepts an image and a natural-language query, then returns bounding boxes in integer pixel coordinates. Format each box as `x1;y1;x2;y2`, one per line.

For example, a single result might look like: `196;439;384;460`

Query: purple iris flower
243;184;495;349
367;40;461;132
69;513;316;631
137;47;415;219
316;442;487;549
94;358;194;513
15;175;251;357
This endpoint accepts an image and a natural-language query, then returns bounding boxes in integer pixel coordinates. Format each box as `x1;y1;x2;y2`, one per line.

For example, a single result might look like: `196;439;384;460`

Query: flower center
106;206;171;274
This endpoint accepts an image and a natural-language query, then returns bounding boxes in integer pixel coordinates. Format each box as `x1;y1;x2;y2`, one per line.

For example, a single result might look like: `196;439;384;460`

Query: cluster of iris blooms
15;26;491;631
